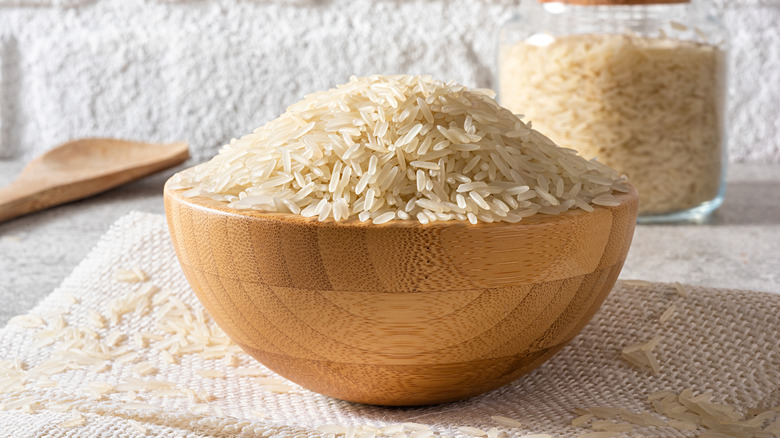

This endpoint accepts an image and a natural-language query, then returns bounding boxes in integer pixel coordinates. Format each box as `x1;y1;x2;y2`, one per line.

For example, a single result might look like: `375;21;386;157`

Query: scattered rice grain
491;416;522;427
457;426;487;437
673;282;688;297
58;410;86;428
195;369;225;378
659;304;677;323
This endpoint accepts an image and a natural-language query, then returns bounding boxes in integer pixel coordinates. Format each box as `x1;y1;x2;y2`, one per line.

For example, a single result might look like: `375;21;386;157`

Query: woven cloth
0;211;778;437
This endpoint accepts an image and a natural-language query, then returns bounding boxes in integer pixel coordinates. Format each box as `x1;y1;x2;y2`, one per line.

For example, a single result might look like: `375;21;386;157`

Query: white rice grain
195;369;225;379
171;75;626;224
458;426;487;437
491;416;522;428
58;410;86;428
659;304;677;323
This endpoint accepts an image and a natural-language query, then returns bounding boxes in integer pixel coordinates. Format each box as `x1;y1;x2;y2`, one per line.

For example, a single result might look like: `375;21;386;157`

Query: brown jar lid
539;0;688;4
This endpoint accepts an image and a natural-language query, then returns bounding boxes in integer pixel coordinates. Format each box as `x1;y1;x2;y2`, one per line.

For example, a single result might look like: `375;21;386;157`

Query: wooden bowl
164;181;638;406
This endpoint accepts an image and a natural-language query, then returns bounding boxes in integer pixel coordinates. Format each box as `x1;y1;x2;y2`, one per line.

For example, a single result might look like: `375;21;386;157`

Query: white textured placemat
0;212;778;438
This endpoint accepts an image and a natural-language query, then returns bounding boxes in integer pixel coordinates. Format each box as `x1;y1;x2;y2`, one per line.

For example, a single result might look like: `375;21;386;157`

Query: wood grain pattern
0;138;188;223
164;181;638;406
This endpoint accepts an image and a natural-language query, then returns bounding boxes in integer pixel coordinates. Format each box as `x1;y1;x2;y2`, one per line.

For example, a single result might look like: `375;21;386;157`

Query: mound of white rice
170;75;629;224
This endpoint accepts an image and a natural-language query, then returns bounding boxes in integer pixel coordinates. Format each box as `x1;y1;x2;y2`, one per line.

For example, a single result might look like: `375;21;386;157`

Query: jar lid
539;0;688;4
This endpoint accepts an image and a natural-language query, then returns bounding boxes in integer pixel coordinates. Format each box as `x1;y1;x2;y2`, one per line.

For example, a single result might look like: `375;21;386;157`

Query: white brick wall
719;1;780;162
0;0;778;163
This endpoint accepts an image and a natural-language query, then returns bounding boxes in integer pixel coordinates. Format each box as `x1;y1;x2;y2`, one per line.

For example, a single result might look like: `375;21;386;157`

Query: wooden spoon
0;138;189;223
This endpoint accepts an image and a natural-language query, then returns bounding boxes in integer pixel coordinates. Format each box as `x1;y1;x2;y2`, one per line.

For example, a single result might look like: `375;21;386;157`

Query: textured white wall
0;0;778;163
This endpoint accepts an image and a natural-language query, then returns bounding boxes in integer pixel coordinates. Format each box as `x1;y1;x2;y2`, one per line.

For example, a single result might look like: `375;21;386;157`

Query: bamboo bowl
164;181;638;406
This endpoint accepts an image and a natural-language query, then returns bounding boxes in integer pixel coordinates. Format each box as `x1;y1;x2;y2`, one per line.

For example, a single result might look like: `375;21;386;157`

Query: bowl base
239;344;567;406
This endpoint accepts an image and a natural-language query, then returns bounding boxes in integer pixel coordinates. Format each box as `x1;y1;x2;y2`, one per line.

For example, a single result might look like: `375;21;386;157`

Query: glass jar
498;0;728;223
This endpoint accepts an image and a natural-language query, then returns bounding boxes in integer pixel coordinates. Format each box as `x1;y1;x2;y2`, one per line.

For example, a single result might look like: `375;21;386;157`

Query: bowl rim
164;176;638;229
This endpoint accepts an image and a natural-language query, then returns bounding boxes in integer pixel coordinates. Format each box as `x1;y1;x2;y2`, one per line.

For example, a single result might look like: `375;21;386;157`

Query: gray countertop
1;161;779;326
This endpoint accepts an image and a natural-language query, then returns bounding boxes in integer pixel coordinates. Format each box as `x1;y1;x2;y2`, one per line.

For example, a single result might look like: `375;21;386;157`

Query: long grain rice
500;34;723;216
590;420;633;432
659;304;677;323
195;369;225;379
58;410;86;428
457;426;487;437
571;414;594;427
170;75;627;224
128;419;147;434
490;415;522;428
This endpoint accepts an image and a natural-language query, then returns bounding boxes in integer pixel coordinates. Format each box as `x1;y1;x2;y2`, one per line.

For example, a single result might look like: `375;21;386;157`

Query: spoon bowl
0;138;188;223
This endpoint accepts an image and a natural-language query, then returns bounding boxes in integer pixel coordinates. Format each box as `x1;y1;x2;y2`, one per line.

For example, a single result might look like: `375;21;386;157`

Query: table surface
1;161;779;326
